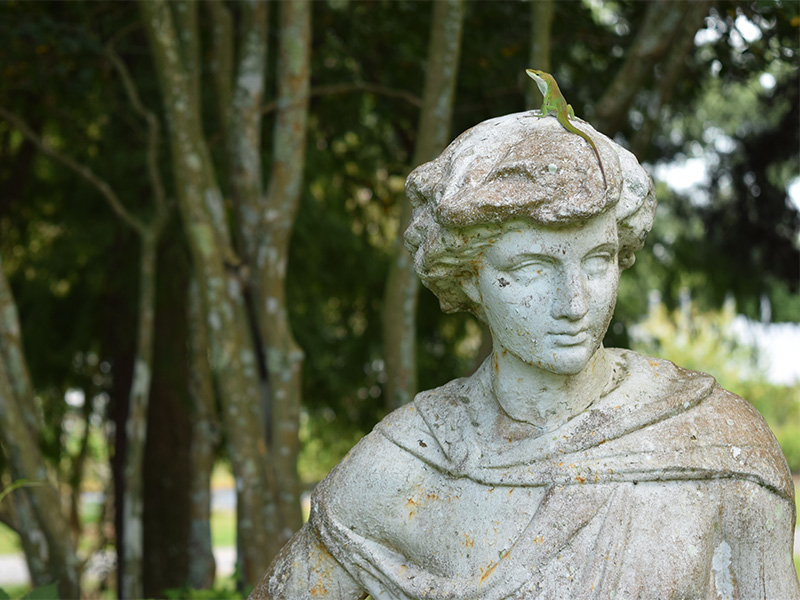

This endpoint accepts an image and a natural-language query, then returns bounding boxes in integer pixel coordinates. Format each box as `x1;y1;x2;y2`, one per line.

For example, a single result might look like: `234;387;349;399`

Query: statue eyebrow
585;242;618;255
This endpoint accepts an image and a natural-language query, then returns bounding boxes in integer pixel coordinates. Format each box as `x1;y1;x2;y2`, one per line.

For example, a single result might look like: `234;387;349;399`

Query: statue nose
552;269;588;320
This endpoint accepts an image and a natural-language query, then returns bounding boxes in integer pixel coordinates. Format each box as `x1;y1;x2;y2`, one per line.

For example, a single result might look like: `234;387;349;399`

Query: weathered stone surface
251;111;799;600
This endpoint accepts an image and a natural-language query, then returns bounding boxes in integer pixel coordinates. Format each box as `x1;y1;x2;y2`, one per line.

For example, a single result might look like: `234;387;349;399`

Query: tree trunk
215;0;312;550
258;0;312;543
140;0;277;583
0;482;51;587
526;0;554;110
120;231;159;600
142;231;194;598
383;0;466;411
186;277;219;590
0;195;41;438
0;258;80;599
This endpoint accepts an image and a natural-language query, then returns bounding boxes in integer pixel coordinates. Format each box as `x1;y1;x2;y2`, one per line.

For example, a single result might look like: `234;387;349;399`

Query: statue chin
508;343;598;377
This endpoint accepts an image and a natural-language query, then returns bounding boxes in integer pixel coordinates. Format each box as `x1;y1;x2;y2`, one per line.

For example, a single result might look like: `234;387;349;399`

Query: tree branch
0;107;146;234
104;46;169;223
593;1;693;136
630;0;713;157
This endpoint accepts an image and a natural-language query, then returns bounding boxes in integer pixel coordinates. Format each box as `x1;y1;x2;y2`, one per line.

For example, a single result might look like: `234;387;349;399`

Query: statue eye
506;259;550;282
583;254;613;276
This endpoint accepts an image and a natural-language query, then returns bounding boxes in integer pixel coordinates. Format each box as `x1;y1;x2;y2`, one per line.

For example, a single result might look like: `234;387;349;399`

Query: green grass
0;583;33;599
0;523;20;555
0;508;237;556
211;509;235;549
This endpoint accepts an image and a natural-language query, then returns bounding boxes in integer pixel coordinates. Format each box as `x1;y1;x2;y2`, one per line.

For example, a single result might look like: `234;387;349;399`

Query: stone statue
251;112;799;599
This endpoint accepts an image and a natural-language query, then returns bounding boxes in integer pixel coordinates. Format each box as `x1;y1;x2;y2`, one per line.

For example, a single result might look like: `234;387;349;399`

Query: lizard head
525;69;550;97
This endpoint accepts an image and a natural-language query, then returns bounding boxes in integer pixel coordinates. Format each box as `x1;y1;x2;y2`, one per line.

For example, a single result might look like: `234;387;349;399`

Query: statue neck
490;346;612;432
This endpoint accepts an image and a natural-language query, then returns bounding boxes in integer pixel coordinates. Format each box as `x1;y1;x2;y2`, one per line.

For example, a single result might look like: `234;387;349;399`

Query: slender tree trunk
0;262;80;598
217;8;276;516
186;277;219;590
68;399;92;541
226;0;268;263
0;481;50;587
383;0;465;411
143;230;194;598
258;0;312;543
140;0;277;582
0;220;41;436
214;0;311;550
120;231;159;600
526;0;554;110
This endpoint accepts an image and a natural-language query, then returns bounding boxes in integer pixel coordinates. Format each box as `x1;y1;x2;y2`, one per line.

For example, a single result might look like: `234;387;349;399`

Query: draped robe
259;350;799;599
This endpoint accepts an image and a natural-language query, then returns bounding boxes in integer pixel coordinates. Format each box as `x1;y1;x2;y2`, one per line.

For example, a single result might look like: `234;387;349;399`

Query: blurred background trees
0;0;797;597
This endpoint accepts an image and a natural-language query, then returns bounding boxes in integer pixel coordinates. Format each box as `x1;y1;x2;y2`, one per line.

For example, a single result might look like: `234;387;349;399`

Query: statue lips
548;329;589;346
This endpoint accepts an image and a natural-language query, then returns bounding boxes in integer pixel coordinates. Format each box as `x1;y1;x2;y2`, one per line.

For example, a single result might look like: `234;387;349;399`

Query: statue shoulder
311;372;486;538
614;349;793;499
706;384;792;471
311;407;442;538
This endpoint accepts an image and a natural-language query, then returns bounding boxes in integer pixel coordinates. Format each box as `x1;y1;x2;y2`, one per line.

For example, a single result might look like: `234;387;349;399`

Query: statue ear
459;273;482;305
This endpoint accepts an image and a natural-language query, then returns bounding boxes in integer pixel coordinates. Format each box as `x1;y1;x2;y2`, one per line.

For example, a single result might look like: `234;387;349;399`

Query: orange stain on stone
480;562;498;584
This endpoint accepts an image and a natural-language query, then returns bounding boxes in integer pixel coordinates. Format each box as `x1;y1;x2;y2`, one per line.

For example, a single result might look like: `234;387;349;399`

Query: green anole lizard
526;69;607;188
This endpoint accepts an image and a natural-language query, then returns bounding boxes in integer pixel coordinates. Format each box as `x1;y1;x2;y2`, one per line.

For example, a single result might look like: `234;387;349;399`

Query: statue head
404;111;657;325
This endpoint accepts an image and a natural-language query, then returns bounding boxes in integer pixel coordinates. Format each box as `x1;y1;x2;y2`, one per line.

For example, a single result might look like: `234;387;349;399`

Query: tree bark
207;0;291;566
0;262;80;598
0;475;51;587
258;0;312;543
142;230;194;598
120;231;158;600
140;0;278;583
383;0;465;411
0;243;39;435
214;0;312;549
186;276;219;590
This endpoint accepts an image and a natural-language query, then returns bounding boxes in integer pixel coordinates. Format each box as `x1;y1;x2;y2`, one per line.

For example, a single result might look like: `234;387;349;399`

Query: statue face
466;211;619;375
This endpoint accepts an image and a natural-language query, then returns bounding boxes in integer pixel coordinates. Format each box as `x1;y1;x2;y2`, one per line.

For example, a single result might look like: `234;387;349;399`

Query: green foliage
645;3;800;321
163;577;253;600
18;584;59;600
298;413;366;484
778;424;800;474
0;583;59;600
210;509;235;550
631;298;800;471
0;523;21;555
